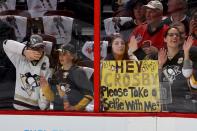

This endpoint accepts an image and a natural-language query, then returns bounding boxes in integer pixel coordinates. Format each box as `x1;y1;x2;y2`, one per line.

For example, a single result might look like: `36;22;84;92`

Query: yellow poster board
101;60;161;112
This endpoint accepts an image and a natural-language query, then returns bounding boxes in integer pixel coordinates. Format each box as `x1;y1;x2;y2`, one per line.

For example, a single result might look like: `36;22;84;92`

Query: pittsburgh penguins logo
177;57;183;64
163;66;181;84
60;83;71;93
31;38;39;45
135;34;142;43
63;72;69;79
20;72;40;96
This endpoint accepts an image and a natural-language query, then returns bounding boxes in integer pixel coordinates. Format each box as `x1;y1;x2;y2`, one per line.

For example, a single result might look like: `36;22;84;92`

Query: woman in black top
158;26;197;112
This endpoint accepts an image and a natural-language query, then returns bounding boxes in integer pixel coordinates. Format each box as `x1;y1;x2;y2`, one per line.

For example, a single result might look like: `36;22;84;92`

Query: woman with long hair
105;33;129;60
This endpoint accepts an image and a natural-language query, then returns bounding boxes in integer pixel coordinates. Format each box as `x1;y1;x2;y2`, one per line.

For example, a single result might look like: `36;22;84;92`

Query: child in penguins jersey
40;43;94;111
3;34;51;110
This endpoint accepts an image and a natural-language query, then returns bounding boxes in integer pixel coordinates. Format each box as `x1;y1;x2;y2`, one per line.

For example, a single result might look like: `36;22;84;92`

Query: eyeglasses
167;33;180;37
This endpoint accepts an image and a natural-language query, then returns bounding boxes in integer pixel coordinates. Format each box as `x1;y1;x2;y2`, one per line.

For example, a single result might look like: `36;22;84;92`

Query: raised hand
128;35;138;53
183;36;193;60
24;49;42;61
183;36;193;53
189;20;197;34
158;48;167;69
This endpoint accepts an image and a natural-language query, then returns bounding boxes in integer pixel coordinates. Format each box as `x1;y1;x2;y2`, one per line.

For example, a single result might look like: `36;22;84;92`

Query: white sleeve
182;59;193;78
3;40;26;66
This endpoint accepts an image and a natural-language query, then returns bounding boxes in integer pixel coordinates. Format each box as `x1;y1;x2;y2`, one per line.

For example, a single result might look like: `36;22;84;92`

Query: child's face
59;51;74;65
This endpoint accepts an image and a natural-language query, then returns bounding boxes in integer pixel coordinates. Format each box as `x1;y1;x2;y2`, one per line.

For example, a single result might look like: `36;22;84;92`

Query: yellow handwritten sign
101;60;161;112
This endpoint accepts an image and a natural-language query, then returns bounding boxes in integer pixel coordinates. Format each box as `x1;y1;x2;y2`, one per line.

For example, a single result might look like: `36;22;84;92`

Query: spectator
158;26;197;112
129;0;146;25
130;0;168;49
40;43;93;111
129;21;194;60
163;0;190;35
3;34;51;110
169;22;197;70
117;0;147;41
170;22;187;46
123;0;146;25
182;9;197;97
105;33;131;60
189;9;197;46
113;0;146;18
104;0;146;41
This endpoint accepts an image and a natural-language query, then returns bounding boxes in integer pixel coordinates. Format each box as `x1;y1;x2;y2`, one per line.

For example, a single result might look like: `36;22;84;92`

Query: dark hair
125;0;146;11
190;8;197;21
164;26;180;38
163;26;181;48
110;33;125;45
107;33;128;60
170;21;185;30
170;22;186;37
125;0;146;18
